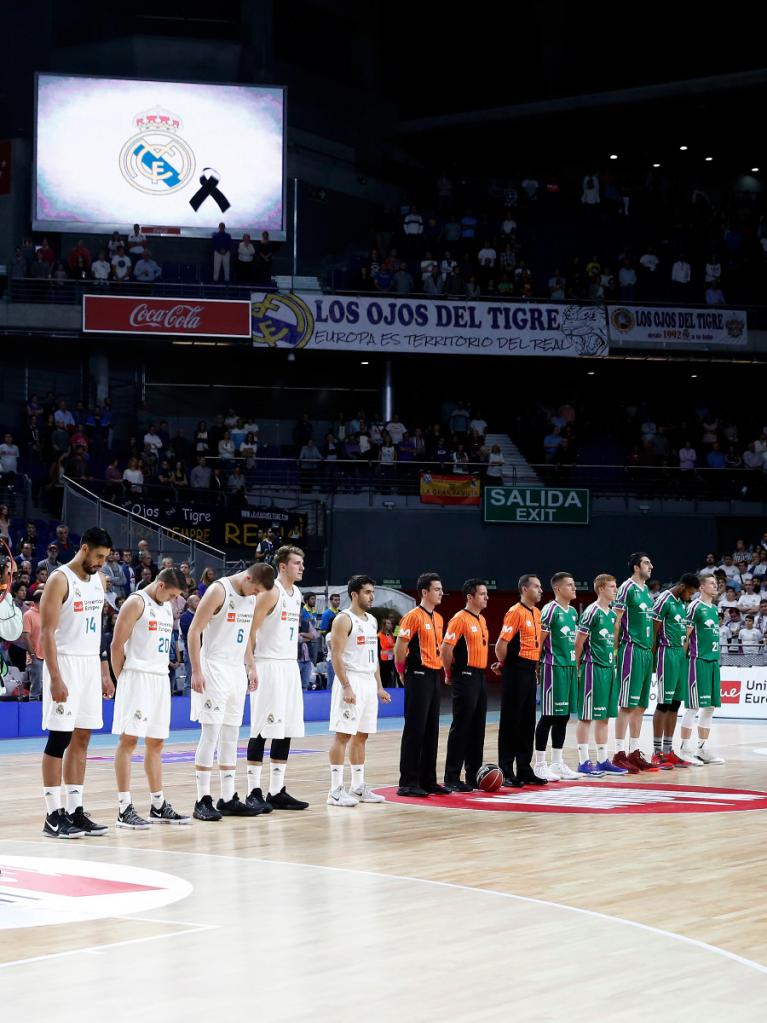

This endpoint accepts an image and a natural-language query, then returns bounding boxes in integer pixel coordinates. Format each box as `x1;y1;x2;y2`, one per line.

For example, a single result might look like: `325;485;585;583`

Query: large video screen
34;74;286;239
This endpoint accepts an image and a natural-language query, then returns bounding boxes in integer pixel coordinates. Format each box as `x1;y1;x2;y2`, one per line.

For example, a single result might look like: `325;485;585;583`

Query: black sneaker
246;787;273;814
396;786;429;797
193;795;223;821
149;801;191;825
216;792;263;817
43;808;85;839
265;787;309;811
70;806;108;835
426;784;452;795
116;804;152;829
445;781;474;793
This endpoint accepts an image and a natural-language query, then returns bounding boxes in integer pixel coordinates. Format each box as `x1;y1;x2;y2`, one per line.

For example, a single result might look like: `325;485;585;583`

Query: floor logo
0;856;191;929
377;782;767;815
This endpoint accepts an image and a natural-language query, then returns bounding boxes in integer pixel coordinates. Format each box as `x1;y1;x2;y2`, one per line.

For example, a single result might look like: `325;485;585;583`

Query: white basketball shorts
112;669;170;740
329;670;379;735
190;657;248;728
42;654;103;732
249;659;305;739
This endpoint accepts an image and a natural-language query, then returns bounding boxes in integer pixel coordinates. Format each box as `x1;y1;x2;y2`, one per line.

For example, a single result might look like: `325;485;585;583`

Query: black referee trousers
497;657;538;779
398;667;441;789
444;667;487;784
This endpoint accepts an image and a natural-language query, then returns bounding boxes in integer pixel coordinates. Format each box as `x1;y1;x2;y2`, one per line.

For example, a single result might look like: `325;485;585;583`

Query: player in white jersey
111;567;190;828
188;563;275;821
39;527;113;839
327;575;391;806
245;545;309;811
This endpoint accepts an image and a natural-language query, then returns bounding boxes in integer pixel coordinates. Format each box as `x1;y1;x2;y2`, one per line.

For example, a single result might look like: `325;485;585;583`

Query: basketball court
2;712;767;1021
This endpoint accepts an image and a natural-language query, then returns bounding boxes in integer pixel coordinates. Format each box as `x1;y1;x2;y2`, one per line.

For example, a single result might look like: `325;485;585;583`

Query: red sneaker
630;749;659;772
651;752;674;771
663;750;689;768
612;751;640;775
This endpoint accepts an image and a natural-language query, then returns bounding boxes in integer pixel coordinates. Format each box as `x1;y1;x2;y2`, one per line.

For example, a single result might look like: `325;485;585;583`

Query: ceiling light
609;154;618;160
705;156;713;162
653;163;661;168
691;374;698;379
361;361;369;365
679;145;688;151
752;167;760;173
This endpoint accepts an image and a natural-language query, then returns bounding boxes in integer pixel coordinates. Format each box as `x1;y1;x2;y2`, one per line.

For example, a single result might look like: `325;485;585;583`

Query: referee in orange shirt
442;579;489;791
493;573;546;787
395;571;448;797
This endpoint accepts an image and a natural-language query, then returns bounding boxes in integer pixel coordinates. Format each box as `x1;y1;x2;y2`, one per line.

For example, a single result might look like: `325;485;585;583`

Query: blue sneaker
577;761;605;777
596;759;628;775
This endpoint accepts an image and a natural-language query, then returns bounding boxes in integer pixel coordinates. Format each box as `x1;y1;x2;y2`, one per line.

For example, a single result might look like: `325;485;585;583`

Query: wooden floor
2;717;767;1022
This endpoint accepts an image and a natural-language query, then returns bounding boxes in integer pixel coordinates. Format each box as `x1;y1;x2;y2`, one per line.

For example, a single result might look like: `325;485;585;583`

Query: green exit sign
484;486;590;525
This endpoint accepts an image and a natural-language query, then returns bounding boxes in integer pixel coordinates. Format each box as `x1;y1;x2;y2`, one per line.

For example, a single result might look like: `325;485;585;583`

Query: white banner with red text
644;664;767;719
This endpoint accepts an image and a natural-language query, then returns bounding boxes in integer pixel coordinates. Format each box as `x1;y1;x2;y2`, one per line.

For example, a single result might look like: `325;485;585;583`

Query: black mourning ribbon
189;168;231;213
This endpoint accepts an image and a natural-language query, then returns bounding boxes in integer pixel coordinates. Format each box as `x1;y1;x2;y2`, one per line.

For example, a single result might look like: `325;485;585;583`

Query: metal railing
61;477;226;576
7;276;259;305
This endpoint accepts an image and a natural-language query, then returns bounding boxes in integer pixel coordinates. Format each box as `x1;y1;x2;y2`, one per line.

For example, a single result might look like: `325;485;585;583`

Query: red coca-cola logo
720;680;742;703
128;303;203;330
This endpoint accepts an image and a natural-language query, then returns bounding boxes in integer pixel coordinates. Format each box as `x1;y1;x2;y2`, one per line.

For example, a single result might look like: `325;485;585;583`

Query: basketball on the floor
476;763;504;792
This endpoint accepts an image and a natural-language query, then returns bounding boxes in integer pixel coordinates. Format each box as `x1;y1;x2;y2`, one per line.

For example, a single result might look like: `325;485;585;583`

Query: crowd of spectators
693;536;767;654
349;167;767;307
10;222;278;293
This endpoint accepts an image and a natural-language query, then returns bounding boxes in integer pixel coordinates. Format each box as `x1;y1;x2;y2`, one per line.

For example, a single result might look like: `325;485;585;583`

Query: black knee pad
44;730;72;758
669;699;681;713
269;737;291;761
656;703;671;712
247;736;266;762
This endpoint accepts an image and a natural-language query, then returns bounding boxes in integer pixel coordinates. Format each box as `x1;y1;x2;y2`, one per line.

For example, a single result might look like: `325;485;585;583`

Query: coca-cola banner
82;294;252;338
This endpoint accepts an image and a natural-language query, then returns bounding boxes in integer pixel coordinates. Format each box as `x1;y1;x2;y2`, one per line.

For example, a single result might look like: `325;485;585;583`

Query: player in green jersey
534;572;580;781
651;573;700;769
680;572;725;765
574;573;627;776
612;552;657;774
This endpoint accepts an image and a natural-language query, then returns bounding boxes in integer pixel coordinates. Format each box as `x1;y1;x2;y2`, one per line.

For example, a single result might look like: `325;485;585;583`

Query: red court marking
0;865;161;898
376;782;767;815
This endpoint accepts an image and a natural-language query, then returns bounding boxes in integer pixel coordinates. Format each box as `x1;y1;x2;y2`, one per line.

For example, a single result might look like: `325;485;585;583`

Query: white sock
534;750;546;766
118;791;131;811
247;765;262;791
615;738;626;754
220;770;236;802
269;762;286;796
150;790;164;810
551;748;564;765
628;737;640;754
195;770;211;801
43;786;62;814
65;784;83;814
351;764;364;790
596;744;607;763
330;764;344;791
577;744;590;764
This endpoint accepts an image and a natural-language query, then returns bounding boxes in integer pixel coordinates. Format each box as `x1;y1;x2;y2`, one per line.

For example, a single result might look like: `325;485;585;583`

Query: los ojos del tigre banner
118;497;306;548
420;472;481;506
252;292;608;357
607;304;748;346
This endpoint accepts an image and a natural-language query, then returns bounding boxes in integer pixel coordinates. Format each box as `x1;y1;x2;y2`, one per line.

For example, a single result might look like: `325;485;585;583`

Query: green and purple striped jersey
652;589;687;648
577;602;617;667
541;600;578;666
685;596;720;662
615;578;653;649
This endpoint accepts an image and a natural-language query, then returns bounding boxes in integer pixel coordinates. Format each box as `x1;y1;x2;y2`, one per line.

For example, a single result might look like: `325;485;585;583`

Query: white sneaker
550;761;581;780
680;747;705;766
327;787;358;807
351;784;386;803
696;747;725;765
533;763;560;782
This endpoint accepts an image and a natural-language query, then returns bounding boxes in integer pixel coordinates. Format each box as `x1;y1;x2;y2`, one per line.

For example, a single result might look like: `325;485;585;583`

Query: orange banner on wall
419;472;481;506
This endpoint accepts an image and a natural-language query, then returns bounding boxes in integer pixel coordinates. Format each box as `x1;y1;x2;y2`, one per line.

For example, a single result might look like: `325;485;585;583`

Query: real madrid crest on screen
119;109;196;196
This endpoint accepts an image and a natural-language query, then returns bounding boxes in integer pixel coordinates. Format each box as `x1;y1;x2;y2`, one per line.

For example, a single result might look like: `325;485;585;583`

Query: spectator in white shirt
228;465;247;493
581;174;600;205
420;252;437;282
738;580;761;613
477;242;497;268
549;270;566;300
639;248;659;273
500;215;517;238
402;207;424;236
143;425;163;454
521;178;540;202
111;245;132;281
618;259;637;299
237;233;256;283
54;401;75;430
739;616;762;652
128;224;146;259
218;432;236;460
107;231;124;258
470;415;487;438
91;250;111;283
733;539;750;564
678;441;697;470
724;607;743;647
486;444;504;479
0;433;20;479
440;252;457;281
122;457;144;491
671;256;692;293
718;586;739;611
719;554;741;583
134;250;161;282
385;415;407;446
743;443;763;470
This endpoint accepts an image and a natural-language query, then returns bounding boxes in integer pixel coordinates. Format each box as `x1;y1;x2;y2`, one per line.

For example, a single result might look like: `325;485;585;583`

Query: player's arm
110;595;145;679
393;630;411;683
493;610;518;674
21;613;35;656
245;587;280;690
330;612;355;703
375;649;391;702
97;571;114;697
613;608;624;646
39;570;69;703
187;580;227;693
441;617;461;684
574;629;587;667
